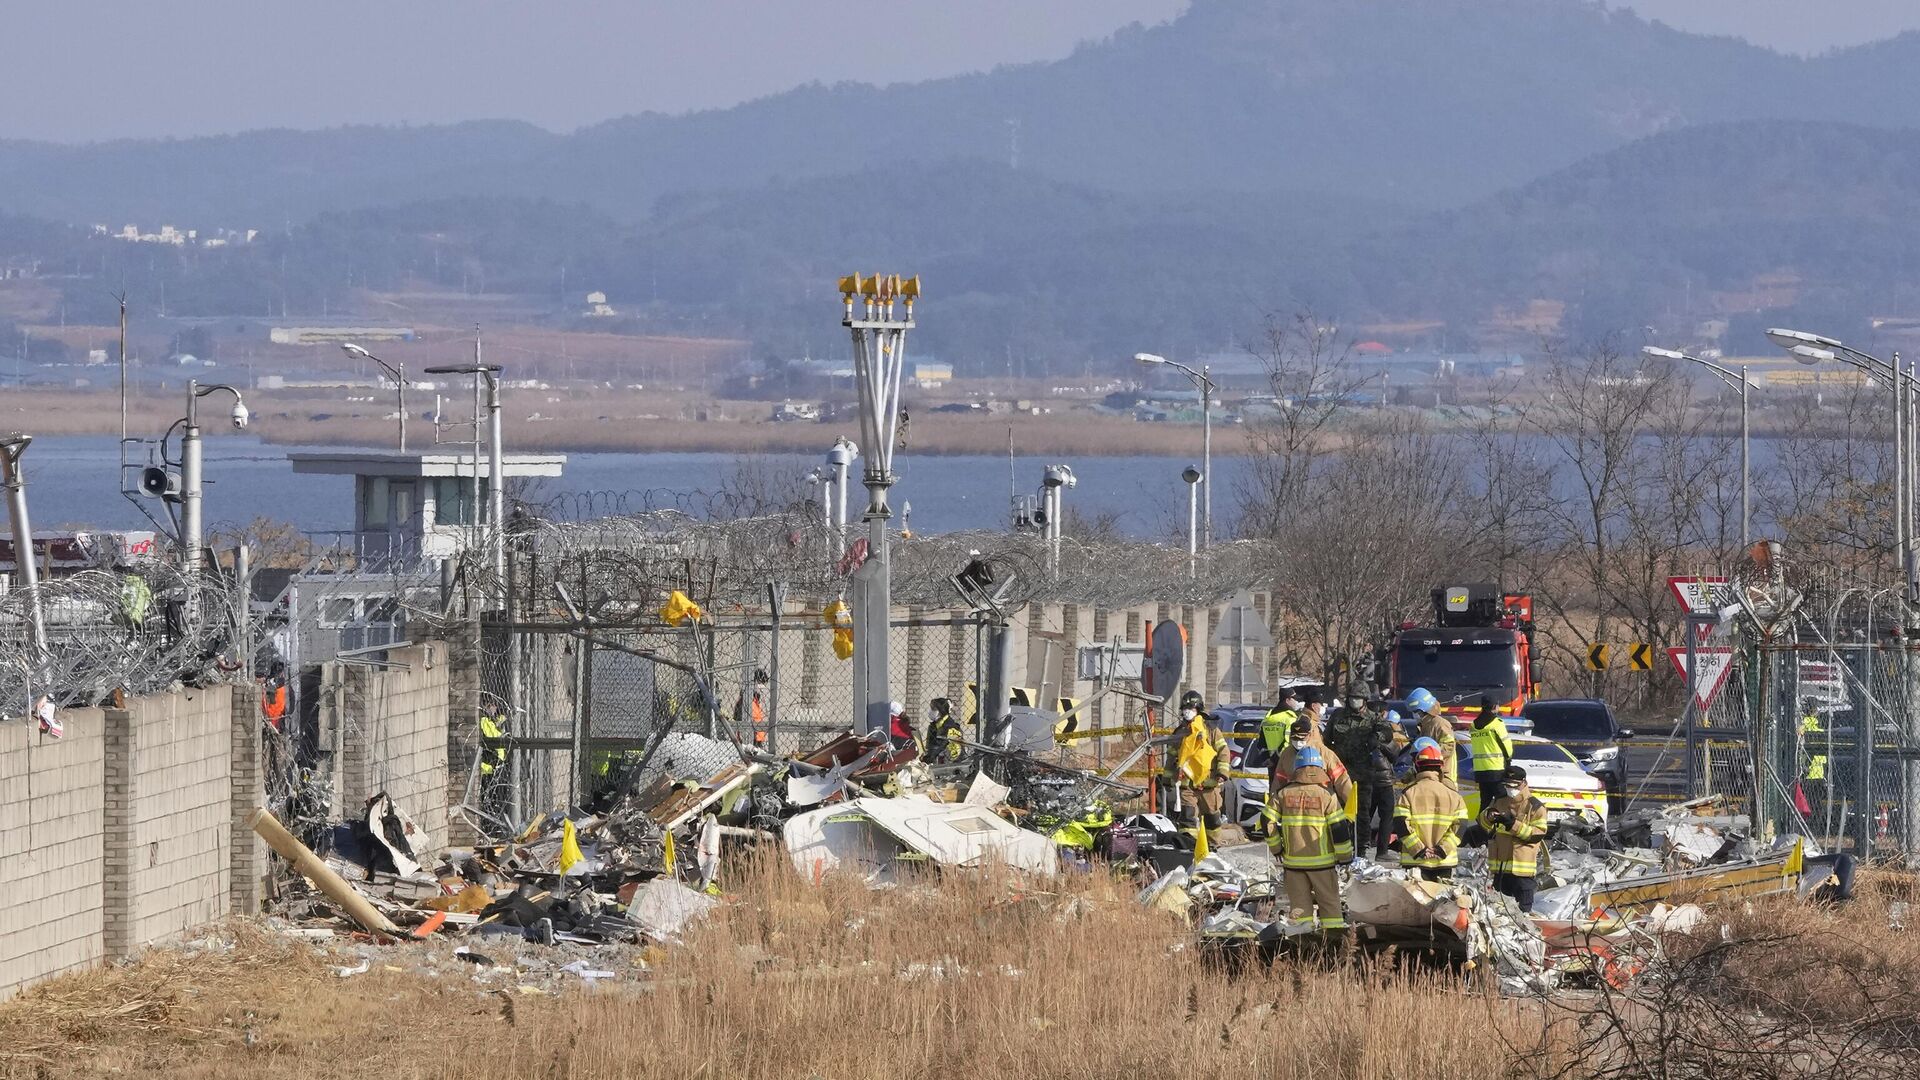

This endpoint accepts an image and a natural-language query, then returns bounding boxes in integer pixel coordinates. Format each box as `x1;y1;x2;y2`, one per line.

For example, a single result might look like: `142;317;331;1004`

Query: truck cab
1387;584;1537;727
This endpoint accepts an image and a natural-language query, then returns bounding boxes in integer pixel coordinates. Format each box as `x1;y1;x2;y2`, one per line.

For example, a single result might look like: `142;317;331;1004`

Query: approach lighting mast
840;273;919;734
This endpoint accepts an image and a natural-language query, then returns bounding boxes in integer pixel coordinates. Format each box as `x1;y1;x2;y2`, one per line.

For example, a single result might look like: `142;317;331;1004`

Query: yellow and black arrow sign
1587;642;1655;672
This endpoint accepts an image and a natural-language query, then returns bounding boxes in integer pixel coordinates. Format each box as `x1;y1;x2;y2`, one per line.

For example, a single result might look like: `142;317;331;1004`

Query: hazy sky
4;1;1918;142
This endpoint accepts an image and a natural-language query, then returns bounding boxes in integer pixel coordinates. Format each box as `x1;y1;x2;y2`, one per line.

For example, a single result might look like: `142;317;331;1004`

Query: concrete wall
0;653;450;1000
115;688;233;952
0;708;106;999
326;642;450;849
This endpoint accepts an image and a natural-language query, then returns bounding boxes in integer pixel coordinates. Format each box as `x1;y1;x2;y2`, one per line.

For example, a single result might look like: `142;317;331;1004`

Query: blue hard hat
1384;710;1403;724
1412;736;1440;754
1293;745;1325;770
1406;688;1437;714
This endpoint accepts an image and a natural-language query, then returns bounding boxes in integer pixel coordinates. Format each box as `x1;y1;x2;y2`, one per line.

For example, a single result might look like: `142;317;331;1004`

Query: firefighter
1161;689;1229;846
1274;716;1352;804
1395;739;1469;880
1469;695;1514;810
478;710;509;780
1263;745;1352;935
1799;703;1827;825
1405;687;1458;785
1479;764;1549;909
923;696;966;764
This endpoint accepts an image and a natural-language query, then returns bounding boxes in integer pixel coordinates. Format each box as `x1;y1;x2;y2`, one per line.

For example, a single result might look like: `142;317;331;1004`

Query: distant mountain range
10;0;1920;226
5;0;1920;366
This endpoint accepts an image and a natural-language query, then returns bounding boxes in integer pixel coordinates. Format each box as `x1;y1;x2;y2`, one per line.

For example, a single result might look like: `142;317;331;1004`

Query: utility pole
840;274;917;734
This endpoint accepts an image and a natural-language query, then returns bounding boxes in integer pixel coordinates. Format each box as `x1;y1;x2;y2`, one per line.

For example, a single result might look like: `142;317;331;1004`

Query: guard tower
287;450;565;564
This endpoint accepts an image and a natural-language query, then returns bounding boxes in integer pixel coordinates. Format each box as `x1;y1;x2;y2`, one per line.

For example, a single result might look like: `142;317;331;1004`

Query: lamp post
1040;464;1075;577
1767;329;1914;603
343;342;406;452
1138;353;1214;548
1182;465;1201;578
0;434;48;662
1643;345;1753;549
181;380;249;574
840;274;917;734
424;362;505;595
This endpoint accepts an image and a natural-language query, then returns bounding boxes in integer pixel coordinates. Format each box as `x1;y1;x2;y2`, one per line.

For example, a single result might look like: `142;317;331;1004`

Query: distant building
269;326;417;345
913;361;953;388
584;290;618;317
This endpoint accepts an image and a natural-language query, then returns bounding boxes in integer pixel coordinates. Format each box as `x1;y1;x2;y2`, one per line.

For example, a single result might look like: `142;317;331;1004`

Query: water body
12;435;1243;539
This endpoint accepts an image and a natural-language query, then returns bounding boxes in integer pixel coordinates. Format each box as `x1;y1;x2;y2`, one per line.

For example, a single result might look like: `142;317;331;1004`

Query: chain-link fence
1614;593;1920;862
466;609;989;820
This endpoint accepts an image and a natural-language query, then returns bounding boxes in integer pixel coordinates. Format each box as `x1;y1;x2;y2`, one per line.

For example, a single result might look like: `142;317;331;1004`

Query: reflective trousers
1283;867;1346;930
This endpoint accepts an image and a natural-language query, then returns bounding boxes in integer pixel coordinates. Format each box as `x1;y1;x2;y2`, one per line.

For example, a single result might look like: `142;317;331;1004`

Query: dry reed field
6;858;1915;1079
0;854;1515;1080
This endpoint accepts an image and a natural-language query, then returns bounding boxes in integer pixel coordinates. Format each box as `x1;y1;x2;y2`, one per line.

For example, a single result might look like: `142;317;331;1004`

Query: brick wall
329;643;450;850
0;709;106;998
117;688;233;951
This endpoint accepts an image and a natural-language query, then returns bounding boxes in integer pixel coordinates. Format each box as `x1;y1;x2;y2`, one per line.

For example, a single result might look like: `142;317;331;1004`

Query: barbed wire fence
0;561;263;718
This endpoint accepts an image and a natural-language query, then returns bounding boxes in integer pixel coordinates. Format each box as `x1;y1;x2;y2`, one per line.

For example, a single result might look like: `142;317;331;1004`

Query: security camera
229;401;250;429
139;466;181;499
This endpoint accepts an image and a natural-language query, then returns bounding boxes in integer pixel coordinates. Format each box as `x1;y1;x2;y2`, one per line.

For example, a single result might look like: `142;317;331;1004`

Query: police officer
1260;687;1304;762
1469;695;1514;810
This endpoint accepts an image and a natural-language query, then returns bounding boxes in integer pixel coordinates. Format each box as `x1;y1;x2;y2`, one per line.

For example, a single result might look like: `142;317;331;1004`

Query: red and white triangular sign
1668;576;1729;615
1668;646;1736;711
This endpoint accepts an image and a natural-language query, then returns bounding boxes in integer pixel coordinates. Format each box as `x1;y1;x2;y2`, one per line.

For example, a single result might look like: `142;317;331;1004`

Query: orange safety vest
262;685;287;728
751;694;767;744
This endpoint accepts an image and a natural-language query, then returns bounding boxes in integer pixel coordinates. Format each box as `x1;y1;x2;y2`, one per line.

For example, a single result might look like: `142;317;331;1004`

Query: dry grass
1510;871;1920;1078
0;852;1521;1080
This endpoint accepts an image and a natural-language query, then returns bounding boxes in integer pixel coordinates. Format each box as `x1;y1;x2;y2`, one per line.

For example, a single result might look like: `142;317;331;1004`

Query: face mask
1504;785;1522;799
1180;709;1197;722
1291;739;1308;750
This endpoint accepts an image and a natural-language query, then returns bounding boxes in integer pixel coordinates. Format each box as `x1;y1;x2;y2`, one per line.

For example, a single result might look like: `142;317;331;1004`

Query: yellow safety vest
1470;718;1513;774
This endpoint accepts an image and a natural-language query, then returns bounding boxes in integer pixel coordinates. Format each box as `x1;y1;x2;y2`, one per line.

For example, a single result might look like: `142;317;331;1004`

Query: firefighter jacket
1479;787;1549;877
1163;715;1230;791
1470;713;1514;776
1415;711;1459;785
1262;766;1353;869
1275;732;1352;803
1395;770;1468;868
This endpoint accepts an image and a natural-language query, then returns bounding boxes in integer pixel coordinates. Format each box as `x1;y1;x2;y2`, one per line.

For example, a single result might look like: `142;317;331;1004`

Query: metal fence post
767;582;785;754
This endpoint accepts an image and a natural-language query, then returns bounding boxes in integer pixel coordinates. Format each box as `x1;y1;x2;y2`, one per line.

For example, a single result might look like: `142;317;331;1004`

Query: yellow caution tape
1054;725;1146;743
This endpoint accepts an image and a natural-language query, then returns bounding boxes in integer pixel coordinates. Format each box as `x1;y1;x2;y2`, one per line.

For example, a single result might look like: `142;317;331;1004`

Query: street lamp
425;361;506;598
1643;345;1754;549
1182;465;1202;578
1138;352;1215;548
1767;328;1915;603
343;342;406;452
181;380;248;574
